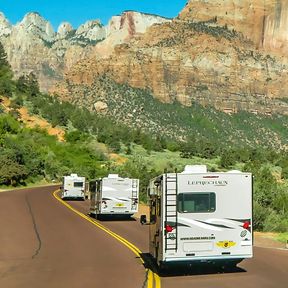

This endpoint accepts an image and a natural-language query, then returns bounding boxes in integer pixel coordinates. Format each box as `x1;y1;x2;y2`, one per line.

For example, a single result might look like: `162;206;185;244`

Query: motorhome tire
158;261;168;275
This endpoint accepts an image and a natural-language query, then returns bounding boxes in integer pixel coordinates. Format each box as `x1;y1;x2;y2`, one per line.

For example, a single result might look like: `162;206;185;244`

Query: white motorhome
61;174;86;200
141;165;253;269
89;174;139;218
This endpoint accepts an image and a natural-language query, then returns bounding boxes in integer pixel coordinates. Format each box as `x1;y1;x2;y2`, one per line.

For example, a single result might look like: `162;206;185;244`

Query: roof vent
226;170;242;173
108;174;119;178
182;165;207;174
70;173;78;177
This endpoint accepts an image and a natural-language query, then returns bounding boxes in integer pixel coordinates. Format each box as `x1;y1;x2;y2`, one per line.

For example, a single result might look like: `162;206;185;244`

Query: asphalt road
0;186;145;288
0;186;287;288
70;195;288;288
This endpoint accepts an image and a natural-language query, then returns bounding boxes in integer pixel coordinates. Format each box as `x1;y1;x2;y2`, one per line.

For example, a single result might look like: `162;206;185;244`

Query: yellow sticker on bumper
115;203;124;207
216;240;236;248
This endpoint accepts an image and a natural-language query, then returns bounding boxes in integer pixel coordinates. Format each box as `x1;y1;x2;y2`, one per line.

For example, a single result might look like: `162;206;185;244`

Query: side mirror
140;215;147;225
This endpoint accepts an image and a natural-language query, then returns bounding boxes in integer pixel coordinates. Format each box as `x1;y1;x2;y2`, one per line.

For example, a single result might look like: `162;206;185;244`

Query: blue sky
0;0;187;30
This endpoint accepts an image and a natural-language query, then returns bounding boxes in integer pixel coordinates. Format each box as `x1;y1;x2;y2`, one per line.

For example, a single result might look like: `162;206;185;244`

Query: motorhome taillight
165;225;174;233
243;221;250;229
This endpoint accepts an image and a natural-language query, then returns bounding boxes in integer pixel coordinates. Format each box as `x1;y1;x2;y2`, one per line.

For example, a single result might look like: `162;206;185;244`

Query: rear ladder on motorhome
131;179;138;210
164;173;178;252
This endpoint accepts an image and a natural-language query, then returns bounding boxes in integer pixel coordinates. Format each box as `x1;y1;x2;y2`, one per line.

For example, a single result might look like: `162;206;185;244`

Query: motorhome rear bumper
61;196;85;200
163;255;252;264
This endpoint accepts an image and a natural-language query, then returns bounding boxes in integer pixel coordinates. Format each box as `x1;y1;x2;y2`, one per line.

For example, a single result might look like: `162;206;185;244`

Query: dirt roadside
1;97;65;141
254;232;287;249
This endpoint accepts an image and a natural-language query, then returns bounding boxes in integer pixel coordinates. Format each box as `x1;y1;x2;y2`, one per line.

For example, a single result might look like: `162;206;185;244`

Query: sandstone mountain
0;11;170;91
52;0;288;115
1;1;288;116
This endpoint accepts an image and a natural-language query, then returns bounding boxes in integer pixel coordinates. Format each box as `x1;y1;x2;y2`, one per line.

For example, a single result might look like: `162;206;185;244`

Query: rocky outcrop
57;22;73;38
179;0;288;54
17;12;55;41
262;1;288;53
75;20;105;41
179;0;267;48
106;11;170;39
0;11;169;90
1;13;59;90
94;101;108;113
91;11;171;58
0;12;12;37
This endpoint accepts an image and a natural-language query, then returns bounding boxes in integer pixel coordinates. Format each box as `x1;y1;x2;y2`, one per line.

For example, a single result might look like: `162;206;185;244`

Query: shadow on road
90;214;137;222
65;198;85;201
140;253;246;277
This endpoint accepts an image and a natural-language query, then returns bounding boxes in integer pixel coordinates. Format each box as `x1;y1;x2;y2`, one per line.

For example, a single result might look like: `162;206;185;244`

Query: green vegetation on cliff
64;74;288;150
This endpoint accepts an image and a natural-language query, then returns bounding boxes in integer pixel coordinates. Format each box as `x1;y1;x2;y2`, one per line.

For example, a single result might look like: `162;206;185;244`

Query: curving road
0;186;145;288
70;195;288;288
0;186;287;288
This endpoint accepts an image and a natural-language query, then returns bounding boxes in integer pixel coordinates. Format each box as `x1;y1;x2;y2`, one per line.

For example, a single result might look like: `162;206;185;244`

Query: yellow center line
53;190;161;288
154;273;161;288
147;269;154;288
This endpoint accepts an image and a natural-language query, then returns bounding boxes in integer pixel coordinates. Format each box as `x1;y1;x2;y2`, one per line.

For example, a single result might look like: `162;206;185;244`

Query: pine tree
0;41;9;68
0;41;13;97
28;72;40;97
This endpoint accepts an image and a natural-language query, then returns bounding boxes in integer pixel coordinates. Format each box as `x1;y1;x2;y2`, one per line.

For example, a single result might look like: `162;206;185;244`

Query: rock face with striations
2;1;288;115
0;11;170;91
179;0;288;54
52;0;288;115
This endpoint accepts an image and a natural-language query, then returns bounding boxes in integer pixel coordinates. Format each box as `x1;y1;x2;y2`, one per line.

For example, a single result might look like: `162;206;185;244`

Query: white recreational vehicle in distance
89;174;139;218
141;165;253;270
61;174;86;200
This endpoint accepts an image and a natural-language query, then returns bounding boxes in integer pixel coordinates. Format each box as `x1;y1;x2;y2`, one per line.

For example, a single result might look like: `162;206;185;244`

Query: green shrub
253;201;268;231
263;210;288;232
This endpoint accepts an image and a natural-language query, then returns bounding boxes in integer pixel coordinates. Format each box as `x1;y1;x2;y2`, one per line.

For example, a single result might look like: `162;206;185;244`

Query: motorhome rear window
177;193;216;213
74;182;83;187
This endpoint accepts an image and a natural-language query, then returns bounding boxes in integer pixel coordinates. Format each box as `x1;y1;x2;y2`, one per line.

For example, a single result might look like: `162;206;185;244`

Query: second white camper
61;174;86;200
89;174;139;218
